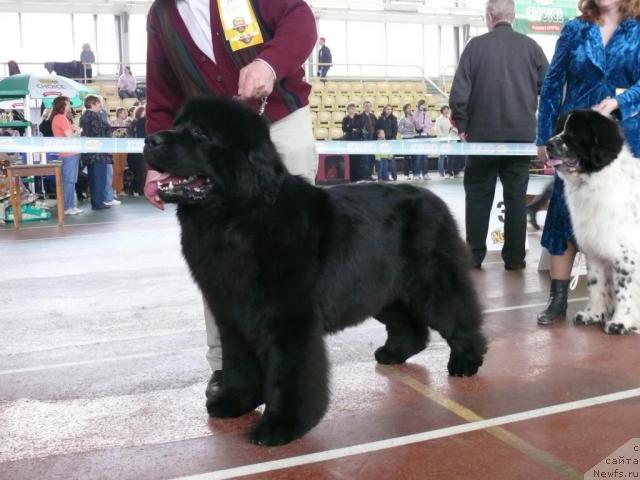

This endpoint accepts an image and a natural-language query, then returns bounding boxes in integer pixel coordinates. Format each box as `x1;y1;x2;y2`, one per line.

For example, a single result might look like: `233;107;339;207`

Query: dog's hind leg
206;323;264;419
604;253;640;335
249;321;329;446
426;263;487;377
373;302;429;364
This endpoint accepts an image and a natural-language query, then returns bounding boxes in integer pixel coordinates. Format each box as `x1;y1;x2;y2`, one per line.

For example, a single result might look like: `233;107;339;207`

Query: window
346;21;385;77
22;13;74;65
96;14;118;75
317;19;347;77
386;22;423;78
423;24;440;77
128;14;148;78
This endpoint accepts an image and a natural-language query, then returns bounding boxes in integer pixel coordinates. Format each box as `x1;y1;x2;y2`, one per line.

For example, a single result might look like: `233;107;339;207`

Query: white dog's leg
574;256;612;326
604;253;640;335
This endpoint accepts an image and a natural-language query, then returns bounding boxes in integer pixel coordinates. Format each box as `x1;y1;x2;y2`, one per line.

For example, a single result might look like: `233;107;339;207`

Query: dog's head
144;96;286;205
545;110;624;178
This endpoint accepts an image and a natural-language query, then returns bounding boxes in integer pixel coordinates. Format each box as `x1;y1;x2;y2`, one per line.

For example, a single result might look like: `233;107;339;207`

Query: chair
336;94;350;111
390;82;404;94
322;95;336;110
363;82;377;96
350;83;364;95
376;81;391;95
323;81;339;95
330;127;344;140
310;80;324;94
309;95;321;111
100;84;118;99
375;96;389;110
337;82;352;95
7;164;64;229
331;111;345;125
309;110;317;126
122;98;138;109
314;126;329;140
350;95;362;109
401;82;415;95
389;95;402;110
317;110;332;126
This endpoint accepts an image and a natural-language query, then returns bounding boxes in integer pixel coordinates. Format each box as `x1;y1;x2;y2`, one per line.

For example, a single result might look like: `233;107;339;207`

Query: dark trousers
127;154;147;195
87;163;108;209
463;155;530;266
318;66;330;78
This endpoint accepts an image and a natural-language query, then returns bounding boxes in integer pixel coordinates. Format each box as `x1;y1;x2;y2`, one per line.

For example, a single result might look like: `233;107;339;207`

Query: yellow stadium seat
350;95;362;108
363;96;376;107
330;127;344;140
331;111;344;125
314;126;329;140
390;82;404;94
401;96;414;107
310;80;324;94
323;81;339;94
350;83;364;95
317;110;332;126
363;82;377;96
122;98;137;109
413;82;426;95
322;95;336;110
376;82;391;95
337;82;352;94
309;110;317;125
375;96;389;110
309;95;321;111
389;95;402;109
100;84;118;98
336;94;350;110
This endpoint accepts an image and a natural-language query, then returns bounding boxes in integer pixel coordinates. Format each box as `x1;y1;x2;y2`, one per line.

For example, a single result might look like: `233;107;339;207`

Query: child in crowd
374;129;395;181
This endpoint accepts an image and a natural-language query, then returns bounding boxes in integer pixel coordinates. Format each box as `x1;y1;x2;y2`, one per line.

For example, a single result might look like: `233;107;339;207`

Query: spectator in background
80;43;95;82
374;128;393;181
358;100;377;180
318;37;332;79
80;95;113;210
111;107;130;197
535;0;640;325
117;66;138;99
413;99;432;178
341;103;362;140
449;0;548;270
51;96;82;215
398;103;418;180
375;104;398;180
128;105;147;197
435;105;457;177
7;61;20;75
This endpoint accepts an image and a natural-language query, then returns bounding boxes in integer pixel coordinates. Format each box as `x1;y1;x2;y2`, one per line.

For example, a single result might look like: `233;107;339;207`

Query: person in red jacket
144;0;319;400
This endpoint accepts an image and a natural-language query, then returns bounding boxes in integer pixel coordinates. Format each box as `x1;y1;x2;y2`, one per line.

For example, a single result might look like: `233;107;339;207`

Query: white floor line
0;347;204;376
484;296;588;314
172;387;640;480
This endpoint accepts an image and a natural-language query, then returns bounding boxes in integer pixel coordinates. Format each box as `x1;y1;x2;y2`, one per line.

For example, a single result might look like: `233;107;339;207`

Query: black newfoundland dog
144;97;487;446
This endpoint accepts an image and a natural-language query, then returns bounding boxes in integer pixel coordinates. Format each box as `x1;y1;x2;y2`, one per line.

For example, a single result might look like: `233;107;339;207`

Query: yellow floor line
386;367;584;480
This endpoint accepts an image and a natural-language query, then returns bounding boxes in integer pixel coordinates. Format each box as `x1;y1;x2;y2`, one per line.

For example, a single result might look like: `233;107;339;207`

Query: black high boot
537;279;570;325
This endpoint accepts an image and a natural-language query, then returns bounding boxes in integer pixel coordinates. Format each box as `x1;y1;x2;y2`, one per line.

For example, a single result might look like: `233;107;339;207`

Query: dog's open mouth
157;175;214;202
548;156;578;173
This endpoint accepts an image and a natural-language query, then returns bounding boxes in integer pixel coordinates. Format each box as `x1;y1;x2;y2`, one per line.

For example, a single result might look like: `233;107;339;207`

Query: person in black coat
318;37;332;78
358;100;377;180
79;95;113;210
449;0;548;270
127;105;148;196
375;105;398;180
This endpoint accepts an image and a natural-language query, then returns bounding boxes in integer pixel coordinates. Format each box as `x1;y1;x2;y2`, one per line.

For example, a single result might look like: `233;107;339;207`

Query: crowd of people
338;100;462;182
40;95;148;215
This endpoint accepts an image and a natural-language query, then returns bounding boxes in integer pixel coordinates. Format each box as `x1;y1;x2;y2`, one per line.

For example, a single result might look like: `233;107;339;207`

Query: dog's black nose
145;134;164;147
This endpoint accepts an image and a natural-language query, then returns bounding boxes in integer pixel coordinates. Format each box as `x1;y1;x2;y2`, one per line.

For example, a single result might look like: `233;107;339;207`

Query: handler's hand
592;97;619;116
537;145;549;165
144;170;165;210
459;132;468;143
238;61;275;100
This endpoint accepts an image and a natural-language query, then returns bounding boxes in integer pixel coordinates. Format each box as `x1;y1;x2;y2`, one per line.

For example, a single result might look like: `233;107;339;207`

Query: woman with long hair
536;0;640;325
50;96;82;215
127;106;147;196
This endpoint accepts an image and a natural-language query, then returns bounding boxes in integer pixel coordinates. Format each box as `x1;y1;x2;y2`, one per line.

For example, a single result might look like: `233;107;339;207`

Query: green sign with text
514;0;578;34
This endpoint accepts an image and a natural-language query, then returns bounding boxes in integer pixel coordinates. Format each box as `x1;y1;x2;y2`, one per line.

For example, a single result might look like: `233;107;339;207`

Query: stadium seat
310;80;324;94
350;83;364;95
317;110;332;126
363;82;377;96
323;81;339;95
390;82;404;94
331;111;344;125
376;81;391;95
309;95;321;111
375;96;389;110
322;95;336;110
100;84;118;98
122;98;137;109
309;110;317;125
330;127;344;140
337;82;352;94
389;95;402;109
314;126;329;140
336;94;350;110
350;95;362;108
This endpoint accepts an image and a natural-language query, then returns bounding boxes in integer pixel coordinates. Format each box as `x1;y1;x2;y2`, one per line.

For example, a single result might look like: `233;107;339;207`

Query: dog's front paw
573;309;605;326
447;351;483;377
249;415;305;446
206;390;261;418
374;345;408;365
603;317;638;335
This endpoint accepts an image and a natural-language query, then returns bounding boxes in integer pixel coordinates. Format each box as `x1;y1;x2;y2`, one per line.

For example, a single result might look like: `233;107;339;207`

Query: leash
569;251;583;291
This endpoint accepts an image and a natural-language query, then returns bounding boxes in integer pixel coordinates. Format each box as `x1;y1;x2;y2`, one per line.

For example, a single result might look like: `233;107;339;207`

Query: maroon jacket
146;0;317;134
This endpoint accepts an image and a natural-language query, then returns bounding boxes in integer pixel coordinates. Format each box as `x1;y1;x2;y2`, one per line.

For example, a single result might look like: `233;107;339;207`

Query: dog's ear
247;143;286;204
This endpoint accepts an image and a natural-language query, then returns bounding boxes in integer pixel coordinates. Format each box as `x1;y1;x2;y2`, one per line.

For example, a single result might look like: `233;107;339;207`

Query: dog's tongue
144;171;186;199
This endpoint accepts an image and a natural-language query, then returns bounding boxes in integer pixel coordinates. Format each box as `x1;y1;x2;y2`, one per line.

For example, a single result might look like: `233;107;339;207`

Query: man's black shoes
205;370;223;400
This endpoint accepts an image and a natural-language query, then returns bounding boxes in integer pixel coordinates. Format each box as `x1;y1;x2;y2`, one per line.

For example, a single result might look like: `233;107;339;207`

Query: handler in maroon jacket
144;0;319;398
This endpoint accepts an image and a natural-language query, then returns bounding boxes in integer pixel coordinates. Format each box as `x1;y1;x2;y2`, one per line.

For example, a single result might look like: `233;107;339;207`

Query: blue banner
0;136;538;156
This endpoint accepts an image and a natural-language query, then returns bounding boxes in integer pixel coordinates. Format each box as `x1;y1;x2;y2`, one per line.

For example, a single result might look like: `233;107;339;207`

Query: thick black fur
144;97;487;446
546;109;625;174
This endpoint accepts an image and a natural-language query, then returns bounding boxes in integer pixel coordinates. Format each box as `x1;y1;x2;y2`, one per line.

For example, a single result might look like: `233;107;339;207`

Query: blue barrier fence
0;136;538;156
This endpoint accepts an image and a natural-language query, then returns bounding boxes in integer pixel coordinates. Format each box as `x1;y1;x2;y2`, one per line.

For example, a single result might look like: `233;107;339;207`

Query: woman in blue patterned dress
536;0;640;325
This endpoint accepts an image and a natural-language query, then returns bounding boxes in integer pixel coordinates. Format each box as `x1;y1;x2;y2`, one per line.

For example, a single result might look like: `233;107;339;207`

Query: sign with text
514;0;578;34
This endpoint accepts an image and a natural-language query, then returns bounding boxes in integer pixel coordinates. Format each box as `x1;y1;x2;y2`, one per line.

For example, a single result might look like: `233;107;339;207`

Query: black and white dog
546;110;640;334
